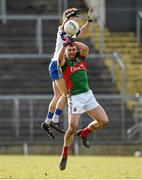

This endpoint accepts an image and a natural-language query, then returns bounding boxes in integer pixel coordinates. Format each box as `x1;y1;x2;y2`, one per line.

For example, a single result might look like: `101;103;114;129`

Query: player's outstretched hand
88;8;99;22
88;8;95;21
67;9;80;19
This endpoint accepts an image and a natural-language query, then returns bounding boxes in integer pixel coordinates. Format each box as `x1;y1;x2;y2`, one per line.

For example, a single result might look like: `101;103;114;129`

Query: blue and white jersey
49;25;79;80
52;26;64;61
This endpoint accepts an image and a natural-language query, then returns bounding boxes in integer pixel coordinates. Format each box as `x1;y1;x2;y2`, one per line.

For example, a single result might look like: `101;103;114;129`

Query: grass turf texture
0;155;142;179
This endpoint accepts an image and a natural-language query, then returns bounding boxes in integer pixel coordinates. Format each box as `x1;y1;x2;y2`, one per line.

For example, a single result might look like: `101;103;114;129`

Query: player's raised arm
58;37;74;67
79;8;95;36
73;41;89;57
58;46;66;67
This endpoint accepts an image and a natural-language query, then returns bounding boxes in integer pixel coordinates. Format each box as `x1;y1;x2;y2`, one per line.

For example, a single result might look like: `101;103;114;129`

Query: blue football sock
52;108;62;123
45;112;54;123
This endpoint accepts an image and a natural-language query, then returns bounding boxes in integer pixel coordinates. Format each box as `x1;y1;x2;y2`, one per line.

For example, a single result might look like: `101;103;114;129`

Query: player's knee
67;127;76;136
61;91;68;98
58;87;68;96
102;117;109;127
54;94;61;101
61;93;67;100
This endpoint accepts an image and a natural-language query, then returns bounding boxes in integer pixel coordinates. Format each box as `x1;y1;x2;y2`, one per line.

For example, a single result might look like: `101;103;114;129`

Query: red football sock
62;146;69;157
80;127;91;137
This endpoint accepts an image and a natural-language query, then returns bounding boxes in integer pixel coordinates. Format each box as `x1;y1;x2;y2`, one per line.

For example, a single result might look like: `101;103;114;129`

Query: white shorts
68;90;99;114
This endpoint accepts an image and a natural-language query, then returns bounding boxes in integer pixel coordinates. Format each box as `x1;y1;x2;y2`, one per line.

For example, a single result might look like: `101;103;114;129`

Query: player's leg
76;91;108;146
49;77;67;134
41;81;61;138
43;81;61;124
55;77;68;111
64;114;80;146
87;105;109;131
77;105;108;145
59;114;80;170
42;60;67;134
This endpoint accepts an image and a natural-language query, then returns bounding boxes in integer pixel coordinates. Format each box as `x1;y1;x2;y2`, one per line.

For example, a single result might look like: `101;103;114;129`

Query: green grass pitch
0;155;142;179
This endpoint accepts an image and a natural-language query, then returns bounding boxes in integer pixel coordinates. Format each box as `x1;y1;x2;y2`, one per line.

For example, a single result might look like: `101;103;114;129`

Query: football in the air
64;20;80;36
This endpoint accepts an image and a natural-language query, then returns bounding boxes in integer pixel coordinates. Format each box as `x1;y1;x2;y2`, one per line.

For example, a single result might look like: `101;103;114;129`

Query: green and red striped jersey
62;52;90;95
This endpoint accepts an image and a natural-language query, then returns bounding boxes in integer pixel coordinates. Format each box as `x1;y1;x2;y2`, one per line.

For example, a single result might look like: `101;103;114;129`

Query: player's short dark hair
68;43;75;47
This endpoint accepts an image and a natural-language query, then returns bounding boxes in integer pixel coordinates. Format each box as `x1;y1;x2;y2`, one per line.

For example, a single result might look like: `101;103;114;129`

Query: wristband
88;19;93;22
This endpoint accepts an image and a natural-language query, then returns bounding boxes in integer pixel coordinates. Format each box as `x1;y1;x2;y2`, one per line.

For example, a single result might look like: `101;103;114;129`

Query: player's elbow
80;47;89;57
58;59;63;67
58;56;65;67
84;44;89;53
86;46;89;54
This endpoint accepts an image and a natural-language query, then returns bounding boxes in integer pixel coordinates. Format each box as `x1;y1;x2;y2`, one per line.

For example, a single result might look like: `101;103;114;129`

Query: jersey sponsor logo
70;66;83;72
70;62;86;72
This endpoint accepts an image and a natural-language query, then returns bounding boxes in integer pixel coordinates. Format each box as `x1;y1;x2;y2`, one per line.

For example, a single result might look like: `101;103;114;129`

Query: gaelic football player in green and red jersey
58;41;109;170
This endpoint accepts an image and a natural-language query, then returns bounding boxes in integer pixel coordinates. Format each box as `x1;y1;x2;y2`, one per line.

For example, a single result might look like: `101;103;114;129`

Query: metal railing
112;52;126;139
0;0;69;57
127;95;142;144
0;95;53;140
88;52;126;96
0;0;6;23
0;0;66;19
0;15;61;56
0;51;126;100
136;9;142;44
0;94;134;145
0;14;104;58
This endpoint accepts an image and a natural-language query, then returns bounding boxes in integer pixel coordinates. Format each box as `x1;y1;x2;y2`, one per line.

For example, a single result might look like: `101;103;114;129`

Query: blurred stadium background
0;0;142;156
